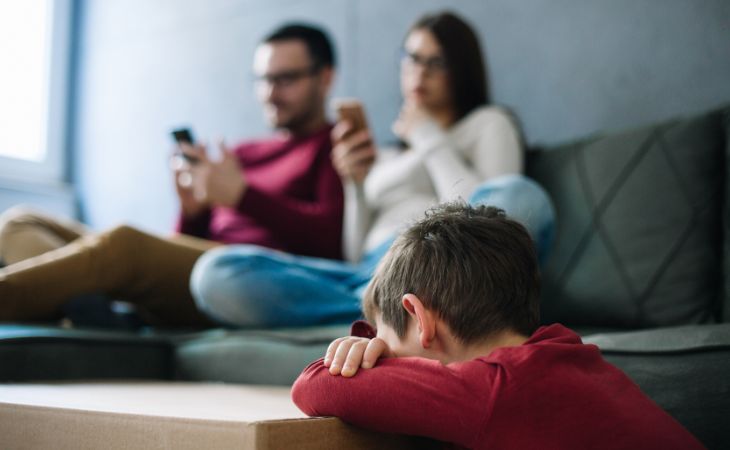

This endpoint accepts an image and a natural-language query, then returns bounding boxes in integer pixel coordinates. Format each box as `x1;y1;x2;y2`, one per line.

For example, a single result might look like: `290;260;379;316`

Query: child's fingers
361;338;388;369
329;338;357;375
324;337;345;367
341;341;369;378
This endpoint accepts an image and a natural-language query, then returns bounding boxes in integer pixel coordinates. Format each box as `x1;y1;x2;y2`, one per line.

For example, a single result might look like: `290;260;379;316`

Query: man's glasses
255;66;320;88
401;50;448;74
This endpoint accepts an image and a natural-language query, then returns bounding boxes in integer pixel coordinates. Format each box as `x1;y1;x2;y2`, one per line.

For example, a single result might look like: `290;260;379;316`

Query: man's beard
273;89;322;134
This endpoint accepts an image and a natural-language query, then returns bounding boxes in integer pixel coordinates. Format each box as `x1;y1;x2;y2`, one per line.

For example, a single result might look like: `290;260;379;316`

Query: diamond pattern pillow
527;106;727;328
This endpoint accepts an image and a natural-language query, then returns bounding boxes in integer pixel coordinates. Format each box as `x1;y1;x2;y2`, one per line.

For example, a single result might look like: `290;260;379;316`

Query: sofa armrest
584;324;730;449
584;323;730;353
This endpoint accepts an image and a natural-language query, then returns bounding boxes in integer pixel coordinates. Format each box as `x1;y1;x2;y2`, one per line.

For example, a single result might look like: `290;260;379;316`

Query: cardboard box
0;382;434;449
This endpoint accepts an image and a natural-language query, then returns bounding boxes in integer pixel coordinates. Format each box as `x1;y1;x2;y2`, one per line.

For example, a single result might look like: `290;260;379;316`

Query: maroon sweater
176;125;343;260
292;324;704;450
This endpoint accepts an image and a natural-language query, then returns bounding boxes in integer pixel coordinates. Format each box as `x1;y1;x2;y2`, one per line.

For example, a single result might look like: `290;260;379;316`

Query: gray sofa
1;105;729;448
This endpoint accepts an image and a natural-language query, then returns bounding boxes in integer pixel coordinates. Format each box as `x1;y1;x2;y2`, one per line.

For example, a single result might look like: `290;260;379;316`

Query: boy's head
363;202;540;356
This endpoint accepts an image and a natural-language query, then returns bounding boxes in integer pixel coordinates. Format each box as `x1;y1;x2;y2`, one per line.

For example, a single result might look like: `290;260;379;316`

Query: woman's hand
391;101;432;144
324;336;392;377
331;120;376;185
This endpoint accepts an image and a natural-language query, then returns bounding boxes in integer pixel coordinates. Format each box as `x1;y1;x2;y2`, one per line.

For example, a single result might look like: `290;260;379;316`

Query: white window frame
0;0;73;185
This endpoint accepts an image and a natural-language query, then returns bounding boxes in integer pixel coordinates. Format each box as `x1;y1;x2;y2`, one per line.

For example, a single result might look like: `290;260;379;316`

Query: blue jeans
190;174;555;327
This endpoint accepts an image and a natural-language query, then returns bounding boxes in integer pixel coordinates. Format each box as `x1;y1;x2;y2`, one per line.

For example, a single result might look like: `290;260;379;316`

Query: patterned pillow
527;106;727;328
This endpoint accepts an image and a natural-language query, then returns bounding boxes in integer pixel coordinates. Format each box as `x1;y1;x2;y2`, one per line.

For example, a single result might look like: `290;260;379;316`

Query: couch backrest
526;105;729;328
724;109;730;322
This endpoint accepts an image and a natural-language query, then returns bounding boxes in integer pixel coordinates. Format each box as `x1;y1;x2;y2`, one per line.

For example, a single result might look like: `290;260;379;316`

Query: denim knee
469;174;556;262
190;245;278;327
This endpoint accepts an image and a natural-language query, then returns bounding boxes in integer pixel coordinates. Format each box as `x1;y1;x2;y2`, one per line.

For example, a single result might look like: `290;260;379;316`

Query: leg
344;236;397;299
191;245;364;327
0;225;219;326
468;174;556;263
0;206;90;265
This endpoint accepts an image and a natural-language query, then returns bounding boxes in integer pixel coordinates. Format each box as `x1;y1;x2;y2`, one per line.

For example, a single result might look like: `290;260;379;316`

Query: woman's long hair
409;11;490;121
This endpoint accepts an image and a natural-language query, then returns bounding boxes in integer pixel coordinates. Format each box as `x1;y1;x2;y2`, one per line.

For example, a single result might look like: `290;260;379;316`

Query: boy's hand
324;336;391;377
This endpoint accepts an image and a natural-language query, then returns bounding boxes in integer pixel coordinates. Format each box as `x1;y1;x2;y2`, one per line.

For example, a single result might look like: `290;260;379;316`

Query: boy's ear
402;293;436;349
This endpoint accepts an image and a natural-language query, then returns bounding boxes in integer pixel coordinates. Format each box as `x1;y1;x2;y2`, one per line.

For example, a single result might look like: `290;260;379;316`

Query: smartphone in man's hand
171;127;200;164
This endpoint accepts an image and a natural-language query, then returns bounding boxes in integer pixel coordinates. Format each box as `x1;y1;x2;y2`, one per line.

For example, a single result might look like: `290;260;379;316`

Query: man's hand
177;140;247;209
324;336;391;377
331;120;376;185
171;146;209;218
200;140;248;208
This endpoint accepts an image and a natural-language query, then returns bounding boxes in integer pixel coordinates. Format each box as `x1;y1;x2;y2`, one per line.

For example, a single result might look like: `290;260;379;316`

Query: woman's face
400;29;452;114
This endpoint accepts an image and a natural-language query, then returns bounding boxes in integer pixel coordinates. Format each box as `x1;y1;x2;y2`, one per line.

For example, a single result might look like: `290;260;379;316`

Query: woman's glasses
400;50;448;74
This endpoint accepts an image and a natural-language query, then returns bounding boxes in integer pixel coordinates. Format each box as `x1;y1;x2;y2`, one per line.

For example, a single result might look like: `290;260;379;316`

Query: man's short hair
263;23;336;69
363;202;540;344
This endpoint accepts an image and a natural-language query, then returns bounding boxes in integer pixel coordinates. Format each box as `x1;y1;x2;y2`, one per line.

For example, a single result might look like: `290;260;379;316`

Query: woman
191;11;554;327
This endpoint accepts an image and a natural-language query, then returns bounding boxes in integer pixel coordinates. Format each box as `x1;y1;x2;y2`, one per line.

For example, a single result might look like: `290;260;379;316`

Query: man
174;23;342;259
0;23;343;327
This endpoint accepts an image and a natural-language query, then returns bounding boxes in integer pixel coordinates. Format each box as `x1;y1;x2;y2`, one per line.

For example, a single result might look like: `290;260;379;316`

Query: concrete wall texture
71;0;730;232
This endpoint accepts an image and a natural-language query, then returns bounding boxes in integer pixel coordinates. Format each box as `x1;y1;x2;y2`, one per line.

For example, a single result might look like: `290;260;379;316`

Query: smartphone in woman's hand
332;99;369;136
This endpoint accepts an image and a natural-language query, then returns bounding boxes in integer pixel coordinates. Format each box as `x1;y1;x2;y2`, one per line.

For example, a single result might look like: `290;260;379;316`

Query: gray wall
0;180;76;219
73;0;730;233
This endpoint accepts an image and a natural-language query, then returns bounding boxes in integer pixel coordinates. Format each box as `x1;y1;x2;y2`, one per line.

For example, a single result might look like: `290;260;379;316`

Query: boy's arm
291;355;493;448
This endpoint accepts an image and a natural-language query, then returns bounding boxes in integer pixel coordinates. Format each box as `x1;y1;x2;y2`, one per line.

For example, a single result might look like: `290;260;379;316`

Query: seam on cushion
556;129;662;325
711;108;727;323
633;126;717;321
553;149;595;293
597;346;730;355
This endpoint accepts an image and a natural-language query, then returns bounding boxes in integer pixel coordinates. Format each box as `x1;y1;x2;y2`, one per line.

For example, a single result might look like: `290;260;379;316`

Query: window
0;0;72;183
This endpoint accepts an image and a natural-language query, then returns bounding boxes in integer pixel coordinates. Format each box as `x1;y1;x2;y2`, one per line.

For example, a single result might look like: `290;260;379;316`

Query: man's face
253;40;327;131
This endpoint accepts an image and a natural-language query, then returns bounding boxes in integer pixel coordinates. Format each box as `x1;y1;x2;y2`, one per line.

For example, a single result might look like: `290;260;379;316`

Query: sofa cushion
527;106;727;328
0;324;173;381
584;323;730;449
173;325;349;385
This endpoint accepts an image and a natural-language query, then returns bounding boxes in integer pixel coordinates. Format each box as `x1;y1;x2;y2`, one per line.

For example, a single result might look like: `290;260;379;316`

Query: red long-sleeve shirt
292;323;705;450
176;125;344;259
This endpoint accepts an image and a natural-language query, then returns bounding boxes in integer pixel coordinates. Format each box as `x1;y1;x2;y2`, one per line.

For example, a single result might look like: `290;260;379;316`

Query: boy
291;203;704;449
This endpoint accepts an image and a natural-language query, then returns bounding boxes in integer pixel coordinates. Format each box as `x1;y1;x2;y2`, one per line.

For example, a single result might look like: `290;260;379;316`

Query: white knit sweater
343;105;523;263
